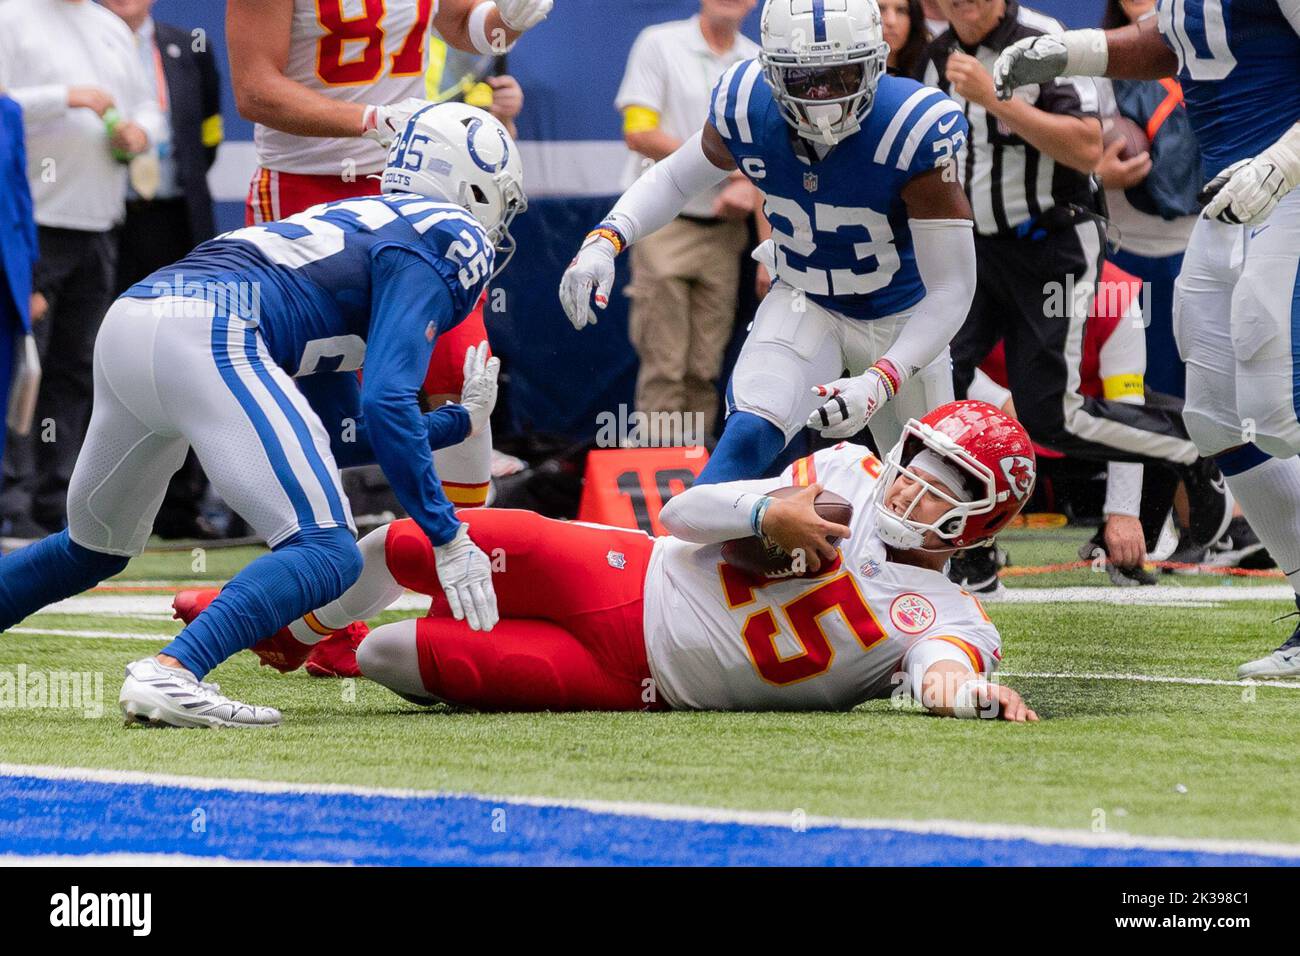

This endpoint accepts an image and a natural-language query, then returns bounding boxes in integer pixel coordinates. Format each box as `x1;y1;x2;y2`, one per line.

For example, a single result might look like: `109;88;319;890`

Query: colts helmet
382;102;527;277
874;401;1038;552
760;0;890;144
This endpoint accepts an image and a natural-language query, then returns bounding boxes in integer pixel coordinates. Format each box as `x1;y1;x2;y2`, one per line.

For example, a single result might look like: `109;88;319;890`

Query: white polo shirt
0;0;164;232
616;15;758;219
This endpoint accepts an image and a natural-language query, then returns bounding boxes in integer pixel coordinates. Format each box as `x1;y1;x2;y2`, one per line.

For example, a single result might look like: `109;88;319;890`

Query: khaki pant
627;216;749;435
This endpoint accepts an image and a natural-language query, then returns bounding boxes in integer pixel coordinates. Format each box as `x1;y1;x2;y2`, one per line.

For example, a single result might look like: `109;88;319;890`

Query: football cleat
947;542;1007;599
1237;625;1300;680
304;622;370;679
119;657;281;728
172;587;219;624
1203;516;1273;571
173;587;312;673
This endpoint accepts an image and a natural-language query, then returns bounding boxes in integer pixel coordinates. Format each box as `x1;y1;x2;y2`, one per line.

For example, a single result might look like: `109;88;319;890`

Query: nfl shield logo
803;171;818;192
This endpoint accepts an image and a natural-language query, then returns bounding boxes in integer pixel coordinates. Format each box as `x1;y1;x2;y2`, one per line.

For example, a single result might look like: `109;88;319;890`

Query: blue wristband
750;496;773;537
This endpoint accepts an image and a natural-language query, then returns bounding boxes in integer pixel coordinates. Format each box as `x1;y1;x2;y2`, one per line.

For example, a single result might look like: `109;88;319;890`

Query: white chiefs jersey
642;444;1002;711
256;0;439;175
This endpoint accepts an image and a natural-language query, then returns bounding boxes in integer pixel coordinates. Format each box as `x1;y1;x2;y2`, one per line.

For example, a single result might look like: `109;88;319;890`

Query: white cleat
119;657;282;728
1237;645;1300;680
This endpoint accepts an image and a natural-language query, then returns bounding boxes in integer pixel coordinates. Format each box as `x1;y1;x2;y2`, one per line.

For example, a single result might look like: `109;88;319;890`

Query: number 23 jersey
641;443;1001;711
710;62;968;321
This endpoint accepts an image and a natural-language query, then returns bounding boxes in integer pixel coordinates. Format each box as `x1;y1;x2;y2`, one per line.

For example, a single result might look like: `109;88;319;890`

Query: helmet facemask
874;421;999;552
761;41;887;145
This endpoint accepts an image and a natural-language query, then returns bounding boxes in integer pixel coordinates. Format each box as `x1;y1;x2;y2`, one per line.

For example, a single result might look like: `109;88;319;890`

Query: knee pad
728;348;809;438
1181;408;1241;459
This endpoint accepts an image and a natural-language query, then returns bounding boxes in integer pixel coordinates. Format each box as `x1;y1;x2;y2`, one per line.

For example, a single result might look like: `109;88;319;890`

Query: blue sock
698;411;787;484
0;531;130;630
161;526;362;678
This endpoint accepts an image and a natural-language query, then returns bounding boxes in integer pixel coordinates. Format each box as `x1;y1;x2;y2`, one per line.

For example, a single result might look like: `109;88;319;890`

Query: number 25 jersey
641;443;1001;711
710;62;968;321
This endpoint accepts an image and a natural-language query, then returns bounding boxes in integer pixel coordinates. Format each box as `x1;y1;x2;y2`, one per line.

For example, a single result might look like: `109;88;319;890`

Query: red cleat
304;621;370;679
249;628;314;674
172;588;219;625
171;587;312;674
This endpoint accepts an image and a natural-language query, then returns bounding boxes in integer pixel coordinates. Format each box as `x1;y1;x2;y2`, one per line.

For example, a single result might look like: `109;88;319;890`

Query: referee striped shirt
918;0;1101;237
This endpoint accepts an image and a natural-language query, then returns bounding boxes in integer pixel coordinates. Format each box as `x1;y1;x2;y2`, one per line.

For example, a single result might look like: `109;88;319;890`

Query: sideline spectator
1094;0;1201;399
0;90;39;480
102;0;225;541
919;0;1228;593
0;0;164;539
880;0;929;78
615;0;760;439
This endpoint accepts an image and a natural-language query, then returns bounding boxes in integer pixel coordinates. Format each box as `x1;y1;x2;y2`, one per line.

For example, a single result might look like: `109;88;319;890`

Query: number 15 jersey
641;443;1002;711
710;62;968;321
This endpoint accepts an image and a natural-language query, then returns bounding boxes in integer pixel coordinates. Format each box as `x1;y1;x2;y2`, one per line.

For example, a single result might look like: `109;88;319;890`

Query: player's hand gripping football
434;524;499;632
992;35;1068;100
362;97;428;146
760;483;851;574
497;0;554;32
459;341;500;436
1199;129;1300;225
558;232;617;330
806;362;898;439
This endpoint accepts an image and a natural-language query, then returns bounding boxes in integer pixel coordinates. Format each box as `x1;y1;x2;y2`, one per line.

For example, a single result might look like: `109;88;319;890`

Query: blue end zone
1;774;1295;866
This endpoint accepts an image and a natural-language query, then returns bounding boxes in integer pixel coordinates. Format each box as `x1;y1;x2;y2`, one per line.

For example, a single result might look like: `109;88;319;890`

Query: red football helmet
873;400;1037;551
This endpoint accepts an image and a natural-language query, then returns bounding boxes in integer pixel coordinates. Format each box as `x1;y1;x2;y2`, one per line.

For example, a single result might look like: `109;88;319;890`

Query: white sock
434;422;492;508
1224;456;1300;596
288;525;405;644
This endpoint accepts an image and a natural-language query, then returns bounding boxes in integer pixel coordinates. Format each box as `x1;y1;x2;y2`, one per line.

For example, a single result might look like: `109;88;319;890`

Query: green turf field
2;527;1298;847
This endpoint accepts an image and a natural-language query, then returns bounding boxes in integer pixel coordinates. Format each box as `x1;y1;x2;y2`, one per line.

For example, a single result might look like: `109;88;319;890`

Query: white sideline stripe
32;586;1290;620
10;627;164;641
994;585;1294;605
0;852;332;867
1003;671;1300;690
35;592;430;617
209;140;630;203
4;762;1299;860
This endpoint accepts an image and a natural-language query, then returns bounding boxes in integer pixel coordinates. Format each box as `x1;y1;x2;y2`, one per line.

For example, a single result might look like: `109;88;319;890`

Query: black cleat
947;542;1007;597
1179;457;1234;550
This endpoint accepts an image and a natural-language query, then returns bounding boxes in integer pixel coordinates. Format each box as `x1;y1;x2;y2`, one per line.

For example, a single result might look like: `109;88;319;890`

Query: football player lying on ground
0;103;524;728
188;401;1039;719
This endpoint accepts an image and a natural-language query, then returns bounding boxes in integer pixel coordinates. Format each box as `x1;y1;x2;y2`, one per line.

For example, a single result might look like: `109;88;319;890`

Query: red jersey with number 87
255;0;437;176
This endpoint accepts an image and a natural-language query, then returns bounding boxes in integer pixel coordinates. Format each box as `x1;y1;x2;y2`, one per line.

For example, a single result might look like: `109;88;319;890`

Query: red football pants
383;512;664;711
245;167;490;403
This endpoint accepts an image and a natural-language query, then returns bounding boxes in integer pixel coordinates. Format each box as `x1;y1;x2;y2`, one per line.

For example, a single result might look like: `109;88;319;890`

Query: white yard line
3;762;1297;860
9;627;166;641
993;584;1294;605
1003;670;1300;689
38;593;430;617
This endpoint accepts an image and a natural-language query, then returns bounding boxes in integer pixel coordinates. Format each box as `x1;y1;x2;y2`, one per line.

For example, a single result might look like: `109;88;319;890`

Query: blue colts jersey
1158;0;1300;178
127;193;493;377
709;61;968;321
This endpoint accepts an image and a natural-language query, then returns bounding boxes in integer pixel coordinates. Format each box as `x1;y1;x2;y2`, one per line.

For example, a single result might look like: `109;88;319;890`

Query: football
1103;115;1150;161
720;485;854;579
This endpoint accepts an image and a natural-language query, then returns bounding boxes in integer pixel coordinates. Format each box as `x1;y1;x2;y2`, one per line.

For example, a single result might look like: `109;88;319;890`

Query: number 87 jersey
711;61;968;321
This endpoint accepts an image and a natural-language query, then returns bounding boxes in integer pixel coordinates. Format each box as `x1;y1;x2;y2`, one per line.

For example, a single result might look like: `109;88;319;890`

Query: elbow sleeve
883;219;976;378
607;130;732;244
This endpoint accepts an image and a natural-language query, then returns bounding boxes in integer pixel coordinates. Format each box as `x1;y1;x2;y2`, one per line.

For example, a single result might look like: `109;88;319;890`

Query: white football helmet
381;102;527;277
760;0;889;145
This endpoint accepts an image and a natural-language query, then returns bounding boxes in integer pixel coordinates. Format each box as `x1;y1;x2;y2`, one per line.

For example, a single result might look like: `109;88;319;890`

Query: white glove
806;367;893;439
558;233;617;330
497;0;553;31
361;97;427;147
1200;130;1300;225
458;341;500;436
434;523;499;632
993;36;1067;100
